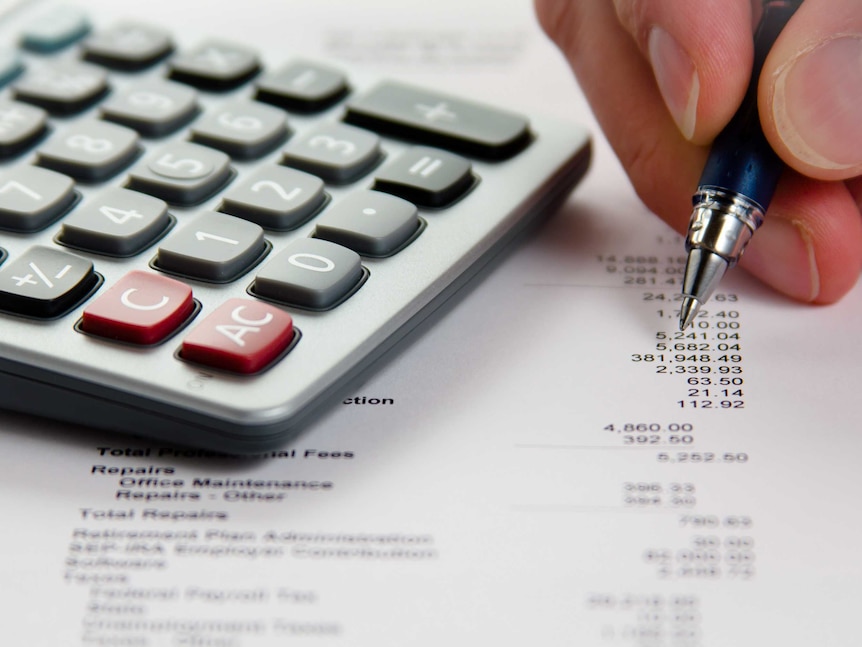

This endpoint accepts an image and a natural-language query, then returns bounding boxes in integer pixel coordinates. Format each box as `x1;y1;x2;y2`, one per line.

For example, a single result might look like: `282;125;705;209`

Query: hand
535;0;862;303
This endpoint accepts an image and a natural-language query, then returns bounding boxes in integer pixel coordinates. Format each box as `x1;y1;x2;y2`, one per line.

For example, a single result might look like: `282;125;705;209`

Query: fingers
534;0;703;226
739;172;862;304
534;0;862;303
611;0;754;144
761;0;862;180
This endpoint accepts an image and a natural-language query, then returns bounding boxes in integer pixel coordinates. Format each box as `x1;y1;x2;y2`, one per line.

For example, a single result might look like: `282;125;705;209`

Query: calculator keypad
0;3;585;429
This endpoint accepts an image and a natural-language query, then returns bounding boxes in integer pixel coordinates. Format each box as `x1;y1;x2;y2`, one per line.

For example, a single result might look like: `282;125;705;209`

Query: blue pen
679;0;803;330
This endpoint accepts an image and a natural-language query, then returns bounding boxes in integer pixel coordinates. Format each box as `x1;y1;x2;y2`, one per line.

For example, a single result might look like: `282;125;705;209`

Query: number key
100;80;199;137
0;166;76;232
37;120;141;182
59;188;172;256
281;122;381;184
190;100;288;160
126;141;233;205
219;166;326;230
155;211;267;282
13;61;108;115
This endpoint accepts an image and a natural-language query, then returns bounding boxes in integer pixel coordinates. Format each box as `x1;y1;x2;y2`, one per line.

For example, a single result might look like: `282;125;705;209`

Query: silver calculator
0;0;591;453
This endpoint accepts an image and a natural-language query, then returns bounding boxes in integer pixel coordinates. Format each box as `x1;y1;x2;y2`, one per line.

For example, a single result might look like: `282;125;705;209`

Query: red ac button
181;298;294;374
82;270;195;344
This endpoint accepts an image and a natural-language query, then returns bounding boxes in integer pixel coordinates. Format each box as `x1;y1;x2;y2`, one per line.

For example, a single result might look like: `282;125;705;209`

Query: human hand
535;0;862;303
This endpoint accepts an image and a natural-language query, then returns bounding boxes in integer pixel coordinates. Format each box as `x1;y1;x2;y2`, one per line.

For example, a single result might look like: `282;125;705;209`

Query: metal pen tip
679;296;702;330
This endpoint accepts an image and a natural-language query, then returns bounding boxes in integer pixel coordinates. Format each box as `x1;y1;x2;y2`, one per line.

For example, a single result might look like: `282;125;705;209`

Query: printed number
217;112;262;131
66;134;113;154
127;91;174;111
0;180;41;201
99;206;144;225
251;180;301;202
288;253;335;273
154;153;207;176
308;134;356;156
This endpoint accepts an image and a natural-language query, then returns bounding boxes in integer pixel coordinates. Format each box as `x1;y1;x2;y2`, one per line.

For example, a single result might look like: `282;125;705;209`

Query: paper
2;1;862;645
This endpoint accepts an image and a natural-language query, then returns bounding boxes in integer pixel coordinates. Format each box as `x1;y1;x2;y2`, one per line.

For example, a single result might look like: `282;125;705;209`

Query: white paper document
2;1;861;645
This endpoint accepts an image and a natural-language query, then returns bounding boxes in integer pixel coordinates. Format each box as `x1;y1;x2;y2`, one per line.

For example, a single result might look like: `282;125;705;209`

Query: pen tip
679;297;701;331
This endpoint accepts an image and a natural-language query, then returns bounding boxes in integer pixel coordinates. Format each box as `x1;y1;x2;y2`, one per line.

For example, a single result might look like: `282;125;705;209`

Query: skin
535;0;862;304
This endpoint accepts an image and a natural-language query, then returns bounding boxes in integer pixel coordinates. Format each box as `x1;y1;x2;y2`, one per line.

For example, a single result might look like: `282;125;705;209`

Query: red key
82;270;194;344
181;298;294;374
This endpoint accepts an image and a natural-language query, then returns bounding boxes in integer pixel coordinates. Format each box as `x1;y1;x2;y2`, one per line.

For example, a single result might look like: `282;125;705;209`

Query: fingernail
741;218;820;302
772;36;862;170
648;26;699;140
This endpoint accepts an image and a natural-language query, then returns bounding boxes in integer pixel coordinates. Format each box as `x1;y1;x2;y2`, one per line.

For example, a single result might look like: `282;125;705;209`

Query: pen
679;0;803;330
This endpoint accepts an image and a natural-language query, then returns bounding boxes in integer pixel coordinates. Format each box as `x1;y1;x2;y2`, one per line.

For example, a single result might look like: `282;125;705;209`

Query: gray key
100;80;198;137
344;81;531;159
190;100;288;159
20;6;90;53
253;237;362;310
13;61;108;115
156;211;266;282
126;142;233;205
282;122;381;184
0;100;48;158
373;145;473;207
0;166;76;231
168;40;260;91
0;49;23;86
314;189;419;256
60;188;171;256
0;245;96;317
37;120;140;182
220;166;326;230
82;22;173;70
255;60;348;112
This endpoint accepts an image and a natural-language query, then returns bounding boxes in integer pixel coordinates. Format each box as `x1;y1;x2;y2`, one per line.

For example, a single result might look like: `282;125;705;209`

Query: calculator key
82;22;173;70
100;80;199;137
0;101;48;159
190;100;288;160
281;122;382;184
0;50;23;87
59;188;172;256
253;238;363;310
314;190;420;256
0;246;97;318
255;60;349;113
81;270;194;344
219;166;326;230
20;6;90;53
13;61;108;115
37;120;141;182
126;142;233;206
168;40;260;91
155;211;267;282
181;298;294;374
344;81;531;160
0;166;76;232
373;146;474;208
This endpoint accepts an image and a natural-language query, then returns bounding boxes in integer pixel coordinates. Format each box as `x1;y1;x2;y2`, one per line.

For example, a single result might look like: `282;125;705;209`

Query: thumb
761;0;862;180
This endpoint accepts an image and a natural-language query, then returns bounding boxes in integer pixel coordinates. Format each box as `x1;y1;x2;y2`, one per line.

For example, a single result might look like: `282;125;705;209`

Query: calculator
0;0;591;453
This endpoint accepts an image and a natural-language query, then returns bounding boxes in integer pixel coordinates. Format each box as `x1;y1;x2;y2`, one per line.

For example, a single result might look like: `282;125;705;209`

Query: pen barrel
696;0;801;210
